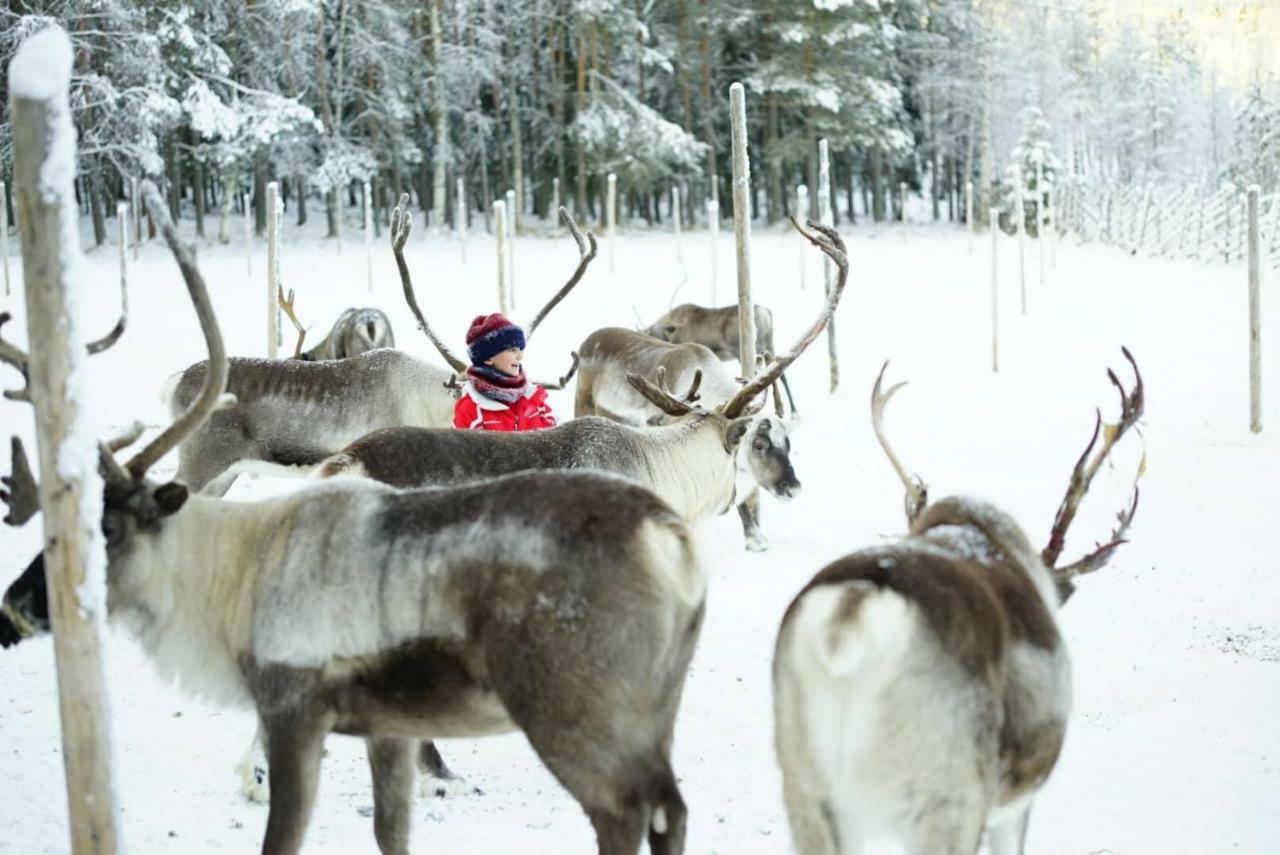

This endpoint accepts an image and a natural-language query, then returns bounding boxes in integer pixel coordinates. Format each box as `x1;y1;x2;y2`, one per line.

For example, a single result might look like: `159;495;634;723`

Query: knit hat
466;313;526;365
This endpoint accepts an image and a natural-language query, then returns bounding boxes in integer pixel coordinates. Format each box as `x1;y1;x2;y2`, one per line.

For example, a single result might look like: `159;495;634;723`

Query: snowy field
0;212;1277;854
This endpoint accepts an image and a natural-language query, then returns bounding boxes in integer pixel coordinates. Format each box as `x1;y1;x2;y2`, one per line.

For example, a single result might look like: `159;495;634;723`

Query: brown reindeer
1;182;701;855
276;286;395;361
773;354;1144;855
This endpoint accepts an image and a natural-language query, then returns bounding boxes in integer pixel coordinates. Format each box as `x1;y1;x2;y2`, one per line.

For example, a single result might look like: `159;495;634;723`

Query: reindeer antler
392;194;468;375
533;352;581;391
1;436;39;526
626;372;697;417
1042;347;1145;603
124;181;229;481
87;264;128;354
871;362;929;525
277;285;310;358
0;313;30;402
720;219;848;419
527;207;598;336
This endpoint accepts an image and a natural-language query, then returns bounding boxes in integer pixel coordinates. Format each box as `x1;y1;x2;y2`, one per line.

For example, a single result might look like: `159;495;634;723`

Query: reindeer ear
152;482;189;516
724;418;752;453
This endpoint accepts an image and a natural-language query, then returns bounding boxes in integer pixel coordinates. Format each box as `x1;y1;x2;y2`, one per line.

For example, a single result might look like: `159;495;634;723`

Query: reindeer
644;302;797;414
1;182;701;855
772;354;1144;855
277;287;395;361
166;197;594;495
572;220;843;551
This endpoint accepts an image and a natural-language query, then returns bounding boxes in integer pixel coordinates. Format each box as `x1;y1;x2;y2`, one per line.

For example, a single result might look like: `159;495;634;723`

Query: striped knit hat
465;313;526;365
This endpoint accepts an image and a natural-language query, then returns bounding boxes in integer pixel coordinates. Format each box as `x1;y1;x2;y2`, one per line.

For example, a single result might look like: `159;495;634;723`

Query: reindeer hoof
745;534;770;553
235;761;270;803
420;773;482;800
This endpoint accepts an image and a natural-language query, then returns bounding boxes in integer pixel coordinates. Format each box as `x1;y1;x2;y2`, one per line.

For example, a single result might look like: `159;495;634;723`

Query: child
453;313;558;432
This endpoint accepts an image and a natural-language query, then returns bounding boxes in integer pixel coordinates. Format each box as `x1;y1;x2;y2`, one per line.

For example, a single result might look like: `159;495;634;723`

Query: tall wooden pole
10;26;119;852
672;184;683;264
551;177;561;230
494;199;509;314
607;173;617;274
729;82;756;377
796;184;809;292
117;202;127;302
1248;185;1262;433
363;181;373;292
966;179;975;256
707;195;720;305
819;138;837;392
456;176;467;265
990;206;1000;373
243;190;252;277
1016;171;1027;315
505;188;517;307
1;179;8;297
266;181;280;358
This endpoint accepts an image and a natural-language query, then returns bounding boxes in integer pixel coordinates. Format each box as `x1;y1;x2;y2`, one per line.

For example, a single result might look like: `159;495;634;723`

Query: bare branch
870;362;929;525
533;352;581;391
1;436;39;526
0;312;31;402
125;181;228;481
626;372;696;417
391;193;468;374
1041;347;1145;578
527;207;598;336
277;286;310;359
721;219;848;418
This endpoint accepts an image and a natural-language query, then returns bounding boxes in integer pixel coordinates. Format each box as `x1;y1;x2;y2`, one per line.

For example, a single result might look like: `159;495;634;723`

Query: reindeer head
871;351;1145;604
626;219;847;503
1;180;229;647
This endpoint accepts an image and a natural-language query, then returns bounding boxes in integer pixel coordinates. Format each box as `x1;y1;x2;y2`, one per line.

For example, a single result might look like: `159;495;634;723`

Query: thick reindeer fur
773;497;1070;855
166;349;455;494
7;469;703;854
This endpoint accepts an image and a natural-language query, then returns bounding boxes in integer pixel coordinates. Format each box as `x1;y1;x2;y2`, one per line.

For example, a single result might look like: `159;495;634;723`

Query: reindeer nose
774;478;801;501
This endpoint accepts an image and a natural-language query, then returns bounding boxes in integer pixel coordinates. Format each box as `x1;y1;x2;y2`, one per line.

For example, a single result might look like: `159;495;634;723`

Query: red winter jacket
453;382;557;432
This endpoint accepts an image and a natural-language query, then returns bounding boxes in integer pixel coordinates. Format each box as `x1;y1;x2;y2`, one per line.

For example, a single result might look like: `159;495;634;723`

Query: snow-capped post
796;185;809;291
505;188;517;307
242;190;252;277
607;173;617;274
990;206;1000;373
1016;176;1027;315
9;25;120;852
729;82;757;379
493;199;509;314
707;194;720;305
363;181;373;292
1036;160;1046;287
266;181;280;358
966;179;975;256
1;179;8;297
672;184;683;264
117;202;127;302
818;137;837;392
456;177;467;265
1248;185;1262;433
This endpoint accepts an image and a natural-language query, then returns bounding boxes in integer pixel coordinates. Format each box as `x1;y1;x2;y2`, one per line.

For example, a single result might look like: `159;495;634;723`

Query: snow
0;211;1278;854
6;25;70;102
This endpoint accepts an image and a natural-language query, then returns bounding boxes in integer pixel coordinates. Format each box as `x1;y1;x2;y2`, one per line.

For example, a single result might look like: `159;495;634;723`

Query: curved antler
0;313;30;402
720;218;848;419
391;194;468;374
1;436;38;526
871;362;928;525
125;181;229;481
277;285;310;358
626;372;696;417
533;352;581;391
86;264;128;354
1043;347;1145;601
527;207;598;336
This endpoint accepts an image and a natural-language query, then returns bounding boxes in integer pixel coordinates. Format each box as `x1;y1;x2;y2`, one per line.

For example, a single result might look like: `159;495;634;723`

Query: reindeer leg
986;803;1032;855
587;804;649;855
737;488;768;552
234;721;270;803
259;710;329;855
366;736;415;855
416;740;480;798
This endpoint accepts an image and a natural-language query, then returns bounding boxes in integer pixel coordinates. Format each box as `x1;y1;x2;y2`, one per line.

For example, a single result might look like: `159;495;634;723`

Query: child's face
485;347;524;377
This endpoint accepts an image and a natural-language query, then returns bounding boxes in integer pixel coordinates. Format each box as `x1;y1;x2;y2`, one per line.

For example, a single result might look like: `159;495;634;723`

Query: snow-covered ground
0;211;1277;854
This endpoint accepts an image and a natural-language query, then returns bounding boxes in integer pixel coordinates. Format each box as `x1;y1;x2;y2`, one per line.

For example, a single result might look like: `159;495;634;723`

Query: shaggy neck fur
622;414;737;519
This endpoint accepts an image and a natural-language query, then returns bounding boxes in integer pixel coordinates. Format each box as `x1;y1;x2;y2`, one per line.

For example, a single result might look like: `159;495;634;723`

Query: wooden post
606;173;617;274
1047;178;1057;267
707;196;719;305
1036;161;1046;287
796;184;809;292
1016;175;1026;315
505;188;516;307
729;82;757;378
456;177;467;265
117;202;127;302
10;26;119;852
130;175;140;259
363;181;373;292
966;179;974;255
818;138;838;392
990;206;1000;373
243;190;252;277
899;181;907;222
672;184;683;264
334;180;343;255
1248;186;1262;433
551;176;561;225
493;199;509;314
266;181;280;358
1;179;8;297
